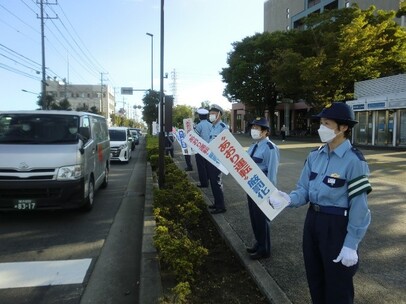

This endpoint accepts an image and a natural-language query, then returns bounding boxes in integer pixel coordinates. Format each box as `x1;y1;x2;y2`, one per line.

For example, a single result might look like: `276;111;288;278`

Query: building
229;0;404;135
346;74;406;147
46;80;116;123
264;0;403;32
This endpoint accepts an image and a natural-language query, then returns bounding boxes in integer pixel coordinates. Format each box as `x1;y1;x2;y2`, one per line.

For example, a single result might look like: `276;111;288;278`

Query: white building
346;74;406;147
46;80;116;123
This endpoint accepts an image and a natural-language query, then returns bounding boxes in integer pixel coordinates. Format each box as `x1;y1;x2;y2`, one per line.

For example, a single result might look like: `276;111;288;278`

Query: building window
307;0;321;9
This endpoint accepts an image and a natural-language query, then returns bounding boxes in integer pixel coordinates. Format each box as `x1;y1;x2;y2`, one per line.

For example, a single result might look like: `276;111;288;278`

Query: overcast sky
0;0;265;115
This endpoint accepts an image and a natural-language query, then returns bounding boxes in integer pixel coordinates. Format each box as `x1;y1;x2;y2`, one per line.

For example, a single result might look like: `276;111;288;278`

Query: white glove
333;246;358;267
268;190;290;209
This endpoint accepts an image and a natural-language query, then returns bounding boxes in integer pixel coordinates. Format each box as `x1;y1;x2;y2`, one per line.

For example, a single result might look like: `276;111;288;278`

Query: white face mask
69;127;78;134
318;124;339;143
209;114;217;123
250;129;262;140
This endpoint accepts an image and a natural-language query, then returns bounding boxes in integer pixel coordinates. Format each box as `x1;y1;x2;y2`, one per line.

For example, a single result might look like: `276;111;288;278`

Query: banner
208;129;288;221
182;118;195;155
184;130;229;175
172;128;193;156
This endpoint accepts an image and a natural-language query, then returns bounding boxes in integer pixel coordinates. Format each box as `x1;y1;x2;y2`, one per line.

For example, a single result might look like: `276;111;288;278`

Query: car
108;127;132;163
128;128;140;150
0;110;110;211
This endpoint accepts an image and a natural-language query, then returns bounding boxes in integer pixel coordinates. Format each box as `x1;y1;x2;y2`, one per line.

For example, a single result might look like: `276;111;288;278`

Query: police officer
270;102;372;304
194;108;211;187
207;104;228;214
246;117;280;260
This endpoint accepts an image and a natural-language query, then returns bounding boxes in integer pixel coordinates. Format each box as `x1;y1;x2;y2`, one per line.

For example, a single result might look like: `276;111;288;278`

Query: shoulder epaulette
267;142;274;149
351;147;366;161
220;122;226;128
311;145;323;152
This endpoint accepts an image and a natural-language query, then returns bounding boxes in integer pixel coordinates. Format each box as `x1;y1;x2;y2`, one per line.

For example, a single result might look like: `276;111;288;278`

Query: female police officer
246;117;279;259
270;102;372;303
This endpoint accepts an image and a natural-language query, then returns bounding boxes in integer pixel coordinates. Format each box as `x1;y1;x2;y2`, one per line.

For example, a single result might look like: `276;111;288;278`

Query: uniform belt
309;203;348;217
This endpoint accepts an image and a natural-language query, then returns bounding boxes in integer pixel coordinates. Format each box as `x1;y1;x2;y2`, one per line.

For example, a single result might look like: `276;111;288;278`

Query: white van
0;110;110;211
108;127;132;163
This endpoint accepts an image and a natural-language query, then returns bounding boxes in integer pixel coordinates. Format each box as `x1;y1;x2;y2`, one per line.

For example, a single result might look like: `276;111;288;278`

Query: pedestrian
164;132;174;158
194;108;212;188
246;117;280;260
269;102;372;304
281;124;286;142
207;104;228;214
184;154;193;171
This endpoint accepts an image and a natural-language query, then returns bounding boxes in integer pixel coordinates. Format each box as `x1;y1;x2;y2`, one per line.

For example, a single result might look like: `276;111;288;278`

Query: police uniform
288;103;372;304
194;108;211;187
207;104;227;213
246;117;280;259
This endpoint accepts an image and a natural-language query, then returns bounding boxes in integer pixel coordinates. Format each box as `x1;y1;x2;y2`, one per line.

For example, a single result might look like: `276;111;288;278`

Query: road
0;138;147;304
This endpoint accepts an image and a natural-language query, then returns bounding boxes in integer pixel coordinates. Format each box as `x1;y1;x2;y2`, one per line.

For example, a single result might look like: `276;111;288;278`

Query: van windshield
0;113;80;144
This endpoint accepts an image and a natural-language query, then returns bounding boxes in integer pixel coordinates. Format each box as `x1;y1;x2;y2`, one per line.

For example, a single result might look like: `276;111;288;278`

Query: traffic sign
121;87;133;95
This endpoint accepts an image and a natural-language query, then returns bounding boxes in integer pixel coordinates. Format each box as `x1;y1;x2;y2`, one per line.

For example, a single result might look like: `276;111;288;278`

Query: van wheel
101;166;109;189
82;178;94;211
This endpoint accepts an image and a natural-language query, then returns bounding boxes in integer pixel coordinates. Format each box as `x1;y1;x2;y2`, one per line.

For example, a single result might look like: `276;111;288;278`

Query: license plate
14;200;36;210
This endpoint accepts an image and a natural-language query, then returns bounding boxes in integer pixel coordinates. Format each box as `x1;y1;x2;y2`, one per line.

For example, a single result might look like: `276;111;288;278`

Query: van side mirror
78;127;90;141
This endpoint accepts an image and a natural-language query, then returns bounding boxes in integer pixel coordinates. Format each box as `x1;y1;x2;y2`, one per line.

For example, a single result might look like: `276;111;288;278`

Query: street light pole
146;33;154;91
158;0;165;188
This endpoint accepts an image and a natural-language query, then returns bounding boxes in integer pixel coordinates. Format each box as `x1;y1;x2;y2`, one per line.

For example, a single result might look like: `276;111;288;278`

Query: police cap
209;104;223;115
196;108;209;115
312;102;358;127
249;117;270;130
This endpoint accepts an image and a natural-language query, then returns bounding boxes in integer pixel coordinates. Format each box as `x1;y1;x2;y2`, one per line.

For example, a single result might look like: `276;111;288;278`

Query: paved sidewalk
175;134;406;304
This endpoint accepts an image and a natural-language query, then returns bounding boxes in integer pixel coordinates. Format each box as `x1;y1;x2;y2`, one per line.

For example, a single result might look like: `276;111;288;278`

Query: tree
221;31;292;133
49;98;72;110
142;90;160;134
298;5;406;107
37;94;55;110
172;105;194;129
76;103;100;114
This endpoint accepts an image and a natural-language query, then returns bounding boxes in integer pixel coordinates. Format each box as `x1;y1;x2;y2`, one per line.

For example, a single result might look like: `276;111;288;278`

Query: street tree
172;104;194;129
298;5;406;107
142;90;160;134
221;31;293;133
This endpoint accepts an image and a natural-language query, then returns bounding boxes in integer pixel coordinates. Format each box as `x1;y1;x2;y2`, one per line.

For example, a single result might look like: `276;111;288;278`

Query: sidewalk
140;134;406;304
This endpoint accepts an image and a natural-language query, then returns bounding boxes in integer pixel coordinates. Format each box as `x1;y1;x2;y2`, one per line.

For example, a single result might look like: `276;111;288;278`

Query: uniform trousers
206;162;225;209
247;195;270;254
303;208;358;304
195;154;209;187
184;154;193;169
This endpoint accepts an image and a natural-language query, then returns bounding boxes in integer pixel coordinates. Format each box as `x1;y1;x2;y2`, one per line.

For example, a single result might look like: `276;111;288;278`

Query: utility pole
37;0;58;110
100;72;108;116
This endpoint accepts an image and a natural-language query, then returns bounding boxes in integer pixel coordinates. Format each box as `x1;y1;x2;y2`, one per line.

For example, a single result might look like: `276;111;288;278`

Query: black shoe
208;205;216;209
184;167;193;172
210;208;226;214
246;246;258;254
197;184;208;188
249;251;270;260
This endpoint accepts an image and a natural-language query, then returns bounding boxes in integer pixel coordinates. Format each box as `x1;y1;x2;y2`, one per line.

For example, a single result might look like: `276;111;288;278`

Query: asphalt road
0;138;147;304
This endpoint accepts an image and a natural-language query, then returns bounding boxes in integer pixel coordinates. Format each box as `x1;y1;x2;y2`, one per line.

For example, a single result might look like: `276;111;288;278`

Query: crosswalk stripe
0;259;92;289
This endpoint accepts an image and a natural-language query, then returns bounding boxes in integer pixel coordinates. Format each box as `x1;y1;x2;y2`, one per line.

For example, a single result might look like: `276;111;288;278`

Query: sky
0;0;265;118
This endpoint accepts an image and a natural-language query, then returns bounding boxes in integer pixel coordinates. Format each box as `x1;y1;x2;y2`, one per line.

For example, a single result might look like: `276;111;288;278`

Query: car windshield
0;113;79;144
109;129;126;141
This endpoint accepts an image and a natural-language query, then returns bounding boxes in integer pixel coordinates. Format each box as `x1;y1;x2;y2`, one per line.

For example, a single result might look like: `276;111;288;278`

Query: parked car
128;128;140;150
108;127;132;163
0;110;110;211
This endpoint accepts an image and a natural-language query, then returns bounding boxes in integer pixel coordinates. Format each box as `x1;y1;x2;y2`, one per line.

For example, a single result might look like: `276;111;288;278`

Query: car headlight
119;143;127;149
57;165;82;180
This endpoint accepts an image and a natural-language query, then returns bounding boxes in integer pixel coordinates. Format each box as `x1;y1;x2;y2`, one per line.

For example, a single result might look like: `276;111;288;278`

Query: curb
139;164;162;304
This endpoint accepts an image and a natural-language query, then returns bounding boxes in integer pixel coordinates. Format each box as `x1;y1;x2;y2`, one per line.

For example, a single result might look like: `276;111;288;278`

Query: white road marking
0;259;92;289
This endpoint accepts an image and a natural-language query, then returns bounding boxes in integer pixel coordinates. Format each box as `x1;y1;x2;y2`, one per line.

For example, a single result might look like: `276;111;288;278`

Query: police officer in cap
270;102;372;303
207;104;228;214
246;117;280;260
194;108;211;187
